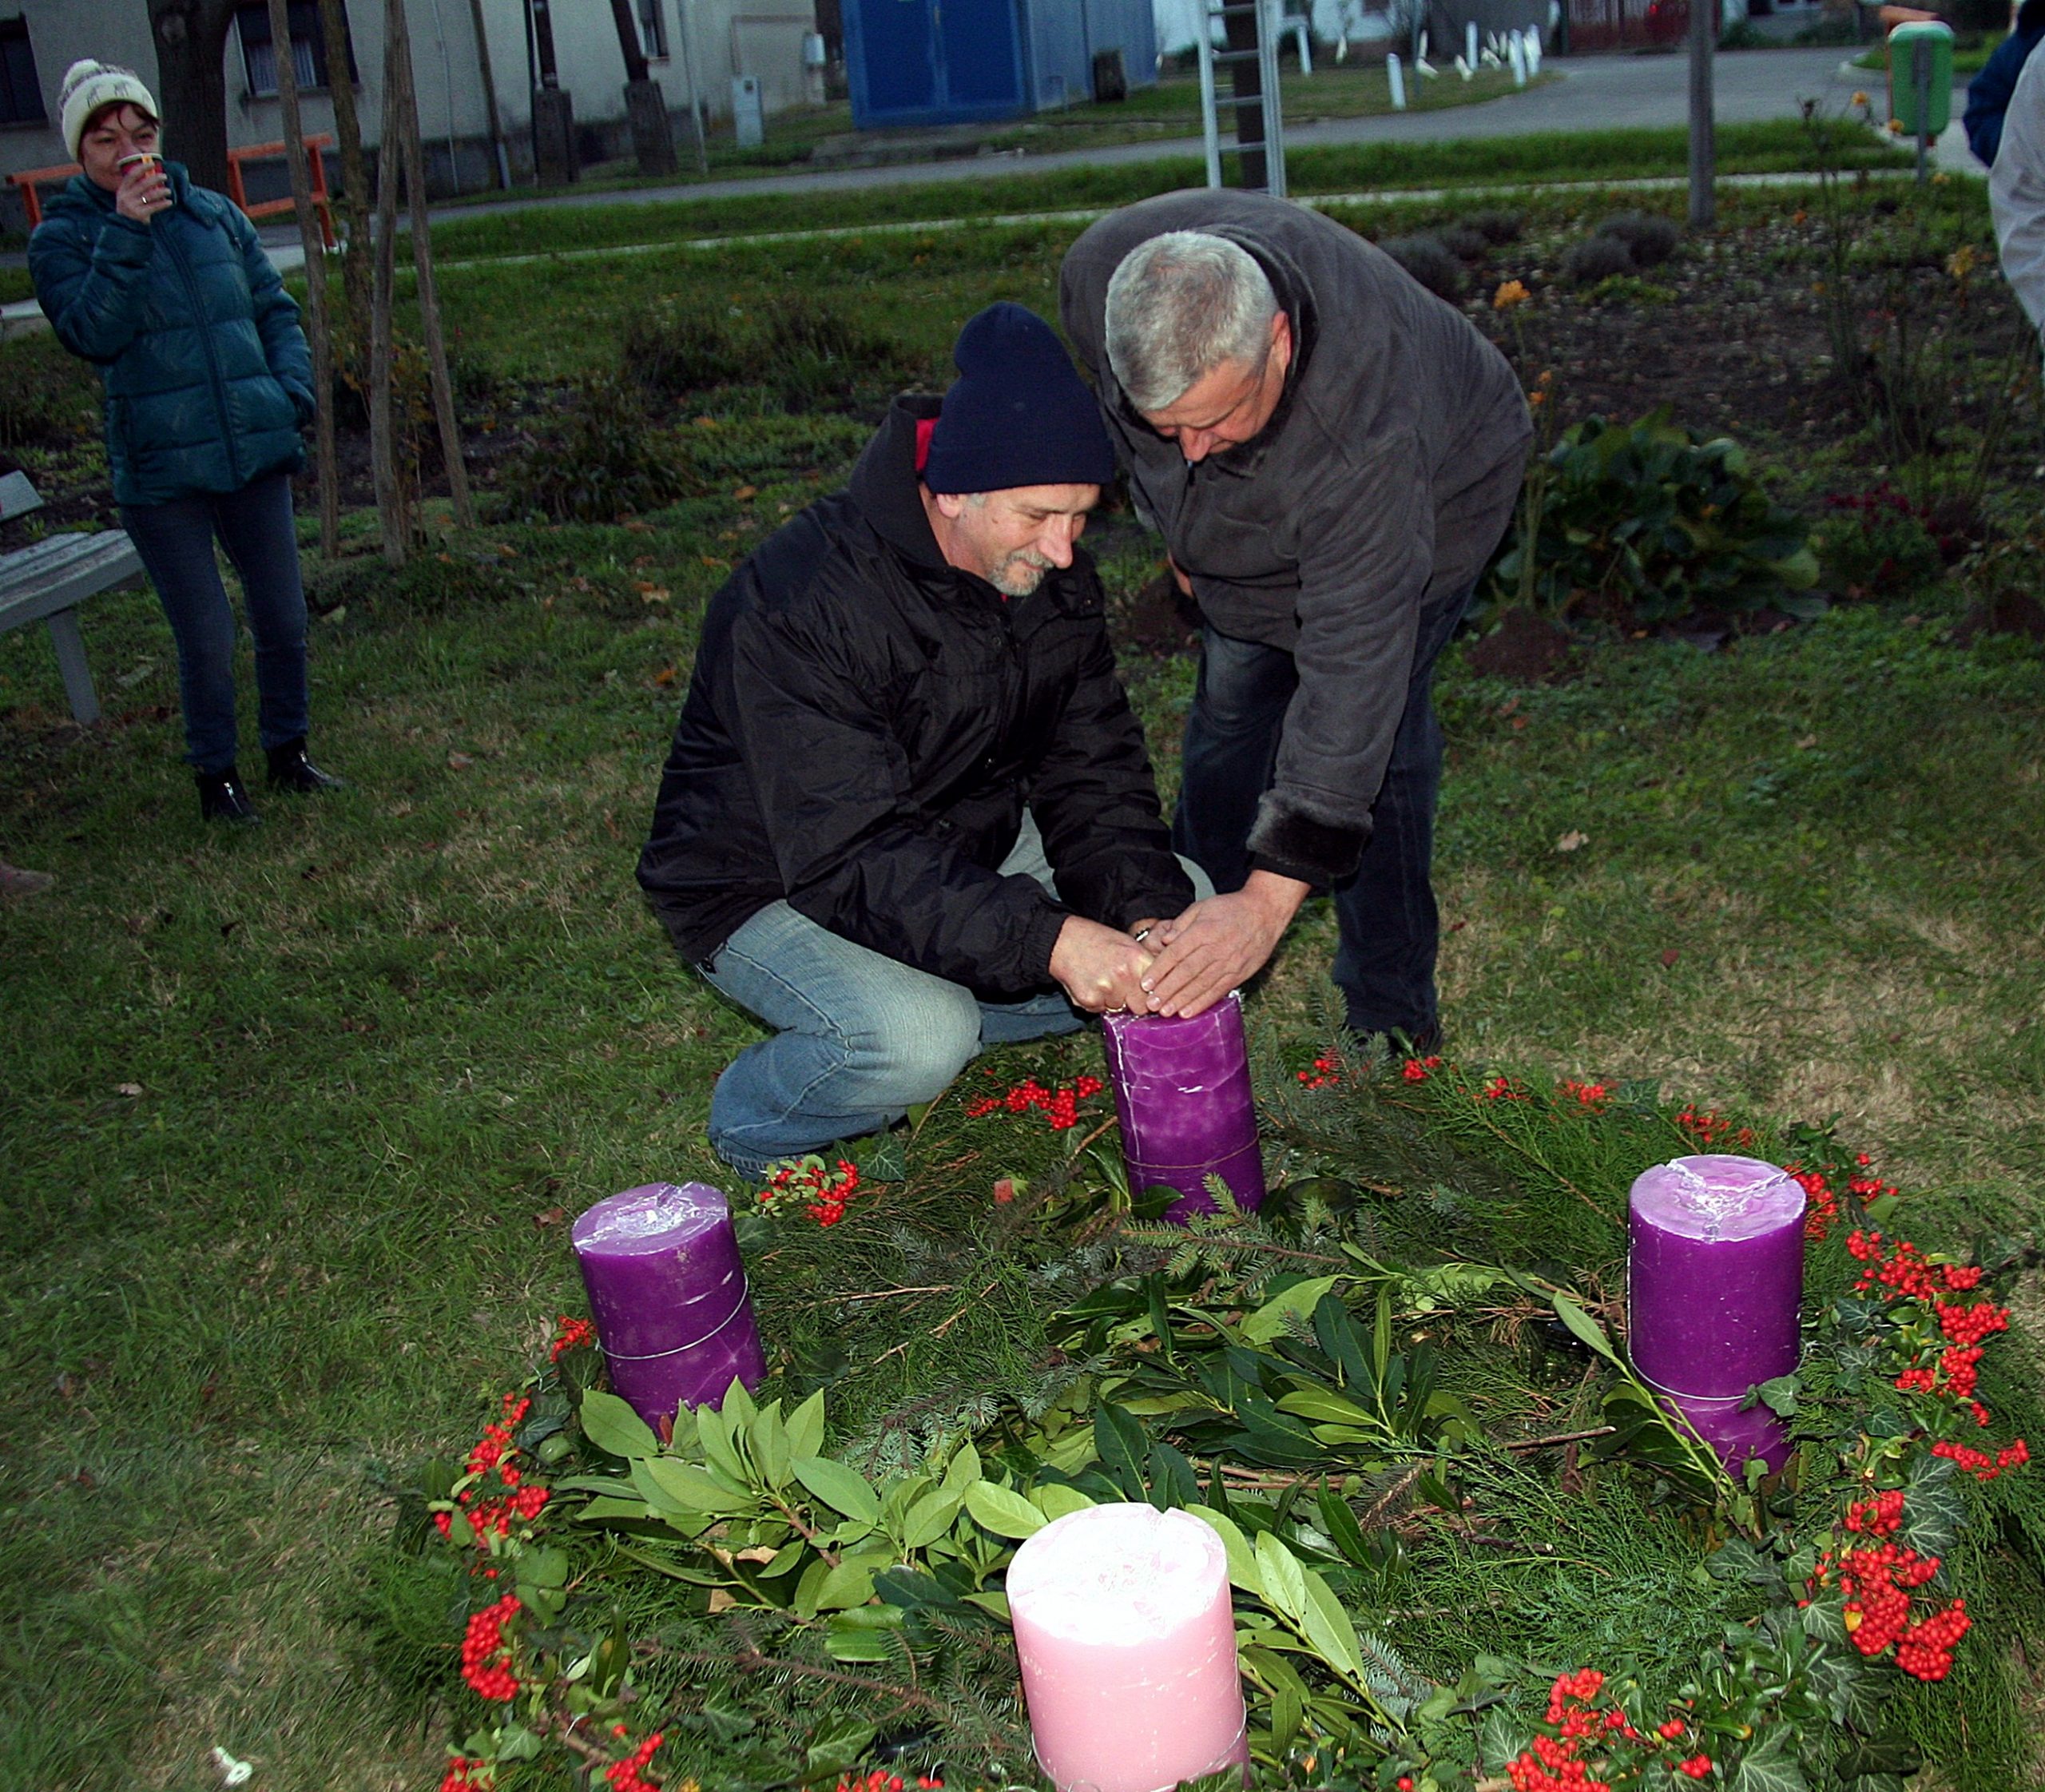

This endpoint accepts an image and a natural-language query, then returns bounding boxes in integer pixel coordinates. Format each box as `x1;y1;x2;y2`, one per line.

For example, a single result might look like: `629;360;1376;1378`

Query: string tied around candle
597;1285;755;1362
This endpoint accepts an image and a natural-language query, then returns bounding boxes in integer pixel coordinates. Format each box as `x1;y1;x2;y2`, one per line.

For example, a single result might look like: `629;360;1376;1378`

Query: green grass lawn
1;151;2039;1790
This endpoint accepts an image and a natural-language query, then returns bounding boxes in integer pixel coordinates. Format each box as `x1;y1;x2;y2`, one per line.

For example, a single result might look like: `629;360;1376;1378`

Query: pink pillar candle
1007;1503;1249;1792
1627;1154;1805;1474
571;1182;767;1432
1102;995;1265;1223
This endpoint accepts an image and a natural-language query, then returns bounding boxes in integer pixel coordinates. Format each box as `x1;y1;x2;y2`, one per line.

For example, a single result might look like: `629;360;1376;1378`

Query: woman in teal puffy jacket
30;60;341;824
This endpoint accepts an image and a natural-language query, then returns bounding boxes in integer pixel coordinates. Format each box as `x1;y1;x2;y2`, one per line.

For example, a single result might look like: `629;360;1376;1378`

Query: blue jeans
1172;591;1468;1043
121;474;308;776
700;819;1213;1176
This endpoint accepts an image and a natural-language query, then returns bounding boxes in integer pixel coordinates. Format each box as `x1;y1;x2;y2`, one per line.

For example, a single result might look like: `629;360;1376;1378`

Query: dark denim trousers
1172;590;1469;1043
121;474;308;776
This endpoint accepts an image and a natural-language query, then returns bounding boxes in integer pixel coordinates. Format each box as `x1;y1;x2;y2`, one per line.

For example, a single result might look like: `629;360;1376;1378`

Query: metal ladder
1194;0;1289;197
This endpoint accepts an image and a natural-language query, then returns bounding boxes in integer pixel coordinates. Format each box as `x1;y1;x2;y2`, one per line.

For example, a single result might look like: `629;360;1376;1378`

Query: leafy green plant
1487;409;1821;622
496;378;696;523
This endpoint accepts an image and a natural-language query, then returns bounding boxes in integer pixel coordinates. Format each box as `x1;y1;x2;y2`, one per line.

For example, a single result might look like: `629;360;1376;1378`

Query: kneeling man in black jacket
637;303;1207;1179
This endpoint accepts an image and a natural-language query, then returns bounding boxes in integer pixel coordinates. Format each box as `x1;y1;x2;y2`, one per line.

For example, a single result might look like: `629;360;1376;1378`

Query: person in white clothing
1991;46;2045;345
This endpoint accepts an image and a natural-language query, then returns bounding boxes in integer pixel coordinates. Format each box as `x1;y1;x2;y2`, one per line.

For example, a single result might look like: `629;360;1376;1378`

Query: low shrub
1466;207;1525;244
1815;488;1946;595
622;300;744;400
0;345;95;451
496;379;695;523
1380;232;1466;301
1435;222;1491;261
1596;210;1682;267
760;295;910;411
1561;233;1637;285
1490;407;1821;620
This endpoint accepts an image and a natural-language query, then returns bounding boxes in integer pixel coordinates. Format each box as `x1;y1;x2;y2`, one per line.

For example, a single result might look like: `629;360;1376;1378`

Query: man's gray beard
992;553;1053;597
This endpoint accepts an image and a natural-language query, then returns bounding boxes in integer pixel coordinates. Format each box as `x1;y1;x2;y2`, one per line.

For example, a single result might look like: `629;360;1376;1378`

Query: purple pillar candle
571;1182;767;1432
1627;1154;1805;1474
1102;995;1265;1224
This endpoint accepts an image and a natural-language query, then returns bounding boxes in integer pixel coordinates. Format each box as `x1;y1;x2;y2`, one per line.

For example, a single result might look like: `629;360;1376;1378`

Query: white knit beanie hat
59;59;160;163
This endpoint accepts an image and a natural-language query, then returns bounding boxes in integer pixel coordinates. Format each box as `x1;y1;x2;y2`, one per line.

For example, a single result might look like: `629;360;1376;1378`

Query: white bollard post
1466;20;1479;66
1508;31;1527;83
1454;52;1472;78
1526;26;1543;72
1388;50;1407;108
1295;18;1312;71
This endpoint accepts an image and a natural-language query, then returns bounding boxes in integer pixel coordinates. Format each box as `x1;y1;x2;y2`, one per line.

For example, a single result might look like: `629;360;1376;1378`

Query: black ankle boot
197;767;262;825
265;737;345;793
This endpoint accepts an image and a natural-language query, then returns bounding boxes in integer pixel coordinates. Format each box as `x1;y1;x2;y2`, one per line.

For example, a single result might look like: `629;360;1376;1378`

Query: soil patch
1951;589;2045;645
1463;607;1576;683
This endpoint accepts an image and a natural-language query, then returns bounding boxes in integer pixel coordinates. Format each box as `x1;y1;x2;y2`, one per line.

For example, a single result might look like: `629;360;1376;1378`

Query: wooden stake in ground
316;0;372;332
1688;0;1717;228
266;0;339;558
368;2;408;565
386;0;475;528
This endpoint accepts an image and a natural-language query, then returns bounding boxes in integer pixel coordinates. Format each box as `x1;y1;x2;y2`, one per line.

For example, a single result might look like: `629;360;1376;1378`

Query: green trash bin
1888;20;1955;137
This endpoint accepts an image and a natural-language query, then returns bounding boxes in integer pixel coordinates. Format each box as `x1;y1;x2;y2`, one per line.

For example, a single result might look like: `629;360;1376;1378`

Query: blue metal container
844;0;1156;129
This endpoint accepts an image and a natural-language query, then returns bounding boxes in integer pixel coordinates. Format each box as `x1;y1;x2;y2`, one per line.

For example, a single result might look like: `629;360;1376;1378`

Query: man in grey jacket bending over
1060;191;1531;1048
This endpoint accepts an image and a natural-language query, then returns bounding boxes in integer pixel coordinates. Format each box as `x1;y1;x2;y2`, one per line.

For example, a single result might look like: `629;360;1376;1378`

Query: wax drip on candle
1661;1158;1798;1242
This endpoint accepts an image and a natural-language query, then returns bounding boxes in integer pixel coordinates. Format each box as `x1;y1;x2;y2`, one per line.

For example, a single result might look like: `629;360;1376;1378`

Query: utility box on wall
842;0;1155;129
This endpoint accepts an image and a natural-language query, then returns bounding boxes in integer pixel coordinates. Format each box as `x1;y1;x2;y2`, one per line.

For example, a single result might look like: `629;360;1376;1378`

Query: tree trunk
148;0;237;194
369;0;408;566
608;0;679;174
464;0;512;189
316;0;371;340
267;0;340;558
387;0;475;527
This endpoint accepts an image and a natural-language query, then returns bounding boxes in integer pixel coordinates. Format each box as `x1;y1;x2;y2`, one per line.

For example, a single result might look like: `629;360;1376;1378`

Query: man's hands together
1136;870;1309;1018
1049;916;1154;1014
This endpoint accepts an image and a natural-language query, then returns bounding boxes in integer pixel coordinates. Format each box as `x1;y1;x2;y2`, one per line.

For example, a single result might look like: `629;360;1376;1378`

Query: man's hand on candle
1049;916;1154;1013
1139;872;1309;1016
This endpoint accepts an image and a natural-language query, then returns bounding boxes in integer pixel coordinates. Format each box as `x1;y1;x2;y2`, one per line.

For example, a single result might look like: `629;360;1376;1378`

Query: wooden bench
8;135;336;244
0;471;145;725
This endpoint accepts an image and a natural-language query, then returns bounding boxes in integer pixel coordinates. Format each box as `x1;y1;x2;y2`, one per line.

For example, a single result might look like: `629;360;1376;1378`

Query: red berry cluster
439;1758;493;1792
834;1774;944;1792
549;1314;597;1361
1674;1106;1757;1152
1558;1079;1610;1111
757;1157;863;1227
1481;1074;1530;1103
1400;1054;1443;1083
1297;1054;1342;1088
1931;1437;2030;1480
604;1727;666;1792
434;1393;552;1547
963;1073;1105;1130
1503;1669;1711;1791
1813;1488;1972;1681
460;1595;522;1700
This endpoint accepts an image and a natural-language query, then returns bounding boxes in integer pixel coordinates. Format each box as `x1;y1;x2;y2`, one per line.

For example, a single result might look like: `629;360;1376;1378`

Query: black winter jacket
1061;190;1531;889
637;397;1193;997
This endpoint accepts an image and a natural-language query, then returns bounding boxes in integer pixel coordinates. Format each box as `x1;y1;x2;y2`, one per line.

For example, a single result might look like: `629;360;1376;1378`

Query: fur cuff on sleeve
1246;793;1368;886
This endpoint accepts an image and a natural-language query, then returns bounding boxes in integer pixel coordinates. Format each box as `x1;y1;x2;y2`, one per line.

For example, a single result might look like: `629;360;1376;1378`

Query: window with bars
639;0;670;61
236;0;356;96
0;17;46;126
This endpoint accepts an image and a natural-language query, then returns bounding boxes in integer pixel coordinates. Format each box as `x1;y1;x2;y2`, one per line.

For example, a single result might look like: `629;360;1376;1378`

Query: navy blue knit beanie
922;303;1118;495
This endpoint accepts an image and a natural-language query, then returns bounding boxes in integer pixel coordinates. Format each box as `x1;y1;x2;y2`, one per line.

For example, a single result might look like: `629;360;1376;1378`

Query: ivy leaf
1725;1726;1810;1792
963;1480;1047;1540
578;1389;658;1460
805;1715;878;1774
1548;1291;1622;1365
1757;1375;1801;1417
792;1455;881;1525
1897;1453;1965;1560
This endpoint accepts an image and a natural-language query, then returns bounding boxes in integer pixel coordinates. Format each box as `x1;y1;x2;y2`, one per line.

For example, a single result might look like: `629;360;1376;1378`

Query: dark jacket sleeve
1026;617;1195;927
1245;435;1436;886
724;594;1071;995
228;205;315;422
29;213;154;363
